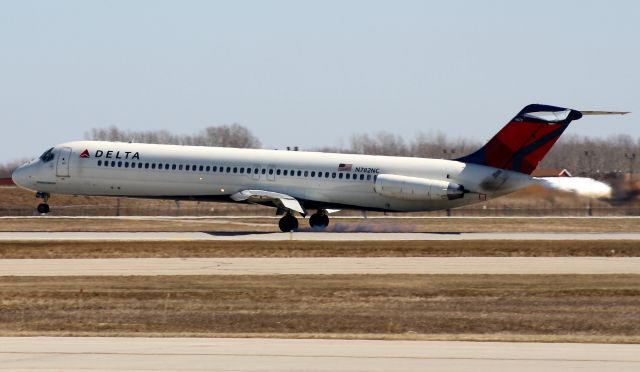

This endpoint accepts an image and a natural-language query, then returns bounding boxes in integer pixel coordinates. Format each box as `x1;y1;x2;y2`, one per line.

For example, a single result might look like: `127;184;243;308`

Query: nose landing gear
309;210;330;230
35;192;50;214
278;213;299;232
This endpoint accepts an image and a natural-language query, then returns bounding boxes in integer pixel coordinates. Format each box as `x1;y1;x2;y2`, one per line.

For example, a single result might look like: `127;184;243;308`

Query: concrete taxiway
1;337;639;372
2;256;640;276
1;231;640;241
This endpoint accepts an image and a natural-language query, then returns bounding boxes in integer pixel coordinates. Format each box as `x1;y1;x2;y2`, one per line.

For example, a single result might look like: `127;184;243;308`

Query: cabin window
240;167;245;174
325;172;330;178
304;171;308;177
104;161;109;167
311;171;315;177
204;165;209;172
151;163;156;169
338;173;343;179
317;172;322;178
331;172;336;179
283;170;288;176
198;165;203;171
97;160;102;166
297;170;302;177
131;162;135;168
158;163;163;169
233;167;238;173
172;164;176;170
367;175;372;181
117;161;122;167
345;173;350;179
185;165;190;171
269;169;273;175
261;168;266;175
178;164;183;170
226;166;231;173
124;162;129;168
254;168;259;174
212;166;217;172
144;163;148;169
165;164;169;170
360;174;364;180
192;165;197;172
276;169;281;175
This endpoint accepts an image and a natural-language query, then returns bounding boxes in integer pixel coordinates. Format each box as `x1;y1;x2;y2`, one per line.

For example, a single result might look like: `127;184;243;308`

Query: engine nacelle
374;174;465;201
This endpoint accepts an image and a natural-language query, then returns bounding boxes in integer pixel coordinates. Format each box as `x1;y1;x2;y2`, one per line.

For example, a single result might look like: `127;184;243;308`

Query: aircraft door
56;147;72;177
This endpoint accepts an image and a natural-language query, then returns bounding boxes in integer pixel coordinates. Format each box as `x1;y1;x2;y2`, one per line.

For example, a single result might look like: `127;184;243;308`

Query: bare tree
0;159;30;178
86;124;261;148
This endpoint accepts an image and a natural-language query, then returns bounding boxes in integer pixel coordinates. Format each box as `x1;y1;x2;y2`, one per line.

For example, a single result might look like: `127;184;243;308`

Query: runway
2;231;640;241
1;337;639;372
2;256;640;275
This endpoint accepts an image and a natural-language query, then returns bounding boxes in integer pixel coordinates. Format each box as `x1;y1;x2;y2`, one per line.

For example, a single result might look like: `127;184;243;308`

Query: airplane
11;104;628;232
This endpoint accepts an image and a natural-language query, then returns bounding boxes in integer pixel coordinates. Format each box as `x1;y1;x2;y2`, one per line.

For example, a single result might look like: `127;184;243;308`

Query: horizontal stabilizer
579;111;630;116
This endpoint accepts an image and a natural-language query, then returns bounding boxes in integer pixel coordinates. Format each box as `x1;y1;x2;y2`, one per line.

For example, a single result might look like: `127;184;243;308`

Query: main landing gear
278;210;331;232
309;210;329;229
278;213;299;232
35;192;50;214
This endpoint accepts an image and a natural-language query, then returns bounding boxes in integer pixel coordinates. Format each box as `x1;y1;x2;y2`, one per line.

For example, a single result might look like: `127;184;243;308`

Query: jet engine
374;174;465;201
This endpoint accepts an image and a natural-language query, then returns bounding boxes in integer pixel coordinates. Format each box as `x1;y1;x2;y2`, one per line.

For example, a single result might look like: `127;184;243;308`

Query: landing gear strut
278;213;299;232
309;210;330;230
35;192;50;214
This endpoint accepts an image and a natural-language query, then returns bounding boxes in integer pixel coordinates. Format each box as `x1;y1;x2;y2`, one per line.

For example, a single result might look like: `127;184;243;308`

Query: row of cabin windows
96;160;374;181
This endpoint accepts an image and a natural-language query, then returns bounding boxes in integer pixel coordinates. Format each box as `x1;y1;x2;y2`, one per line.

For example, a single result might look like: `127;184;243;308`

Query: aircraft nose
11;163;31;189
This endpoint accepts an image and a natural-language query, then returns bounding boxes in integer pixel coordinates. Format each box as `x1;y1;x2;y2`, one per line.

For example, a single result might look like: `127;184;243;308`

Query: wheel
320;214;329;228
278;214;298;232
309;213;330;229
37;203;50;214
309;213;321;228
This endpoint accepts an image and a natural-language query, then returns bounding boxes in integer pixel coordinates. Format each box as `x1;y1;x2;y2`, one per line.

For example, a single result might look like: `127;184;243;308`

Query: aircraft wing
230;189;306;214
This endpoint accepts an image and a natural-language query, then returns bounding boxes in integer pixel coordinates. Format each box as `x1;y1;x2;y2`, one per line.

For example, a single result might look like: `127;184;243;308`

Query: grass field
1;274;639;343
1;240;639;258
2;212;638;343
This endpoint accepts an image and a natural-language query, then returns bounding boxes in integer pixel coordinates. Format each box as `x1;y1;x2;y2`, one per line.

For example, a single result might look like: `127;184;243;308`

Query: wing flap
231;189;305;214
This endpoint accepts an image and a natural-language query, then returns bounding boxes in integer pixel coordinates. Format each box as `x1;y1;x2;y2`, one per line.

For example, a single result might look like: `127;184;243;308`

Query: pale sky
1;0;638;162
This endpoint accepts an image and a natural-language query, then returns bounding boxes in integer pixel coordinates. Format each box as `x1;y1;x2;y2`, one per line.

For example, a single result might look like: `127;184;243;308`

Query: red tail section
457;104;583;175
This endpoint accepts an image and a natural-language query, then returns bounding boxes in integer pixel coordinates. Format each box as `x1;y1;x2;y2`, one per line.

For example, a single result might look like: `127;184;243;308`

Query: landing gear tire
35;192;51;214
278;214;299;232
37;203;50;214
309;212;330;229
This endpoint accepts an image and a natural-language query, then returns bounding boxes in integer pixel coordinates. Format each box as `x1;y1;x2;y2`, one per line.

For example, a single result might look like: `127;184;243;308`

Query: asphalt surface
1;337;639;372
2;256;640;276
2;231;640;241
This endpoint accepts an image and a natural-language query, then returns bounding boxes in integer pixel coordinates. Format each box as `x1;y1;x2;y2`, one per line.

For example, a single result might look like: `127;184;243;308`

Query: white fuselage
12;141;534;212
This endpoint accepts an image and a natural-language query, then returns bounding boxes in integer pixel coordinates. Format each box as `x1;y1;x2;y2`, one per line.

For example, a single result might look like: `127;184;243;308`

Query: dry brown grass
1;216;639;232
1;240;639;259
1;274;639;342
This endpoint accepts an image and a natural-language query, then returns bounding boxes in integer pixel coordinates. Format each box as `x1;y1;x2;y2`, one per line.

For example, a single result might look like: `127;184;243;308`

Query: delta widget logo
79;149;90;158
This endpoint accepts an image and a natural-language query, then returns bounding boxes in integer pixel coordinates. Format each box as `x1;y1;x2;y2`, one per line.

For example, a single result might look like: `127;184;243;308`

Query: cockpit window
39;148;55;163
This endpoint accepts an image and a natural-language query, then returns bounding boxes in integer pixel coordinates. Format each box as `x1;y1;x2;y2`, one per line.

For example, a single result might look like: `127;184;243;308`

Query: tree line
1;125;638;178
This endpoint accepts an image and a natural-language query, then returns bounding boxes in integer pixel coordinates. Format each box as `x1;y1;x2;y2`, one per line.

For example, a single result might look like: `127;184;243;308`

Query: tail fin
456;104;582;175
